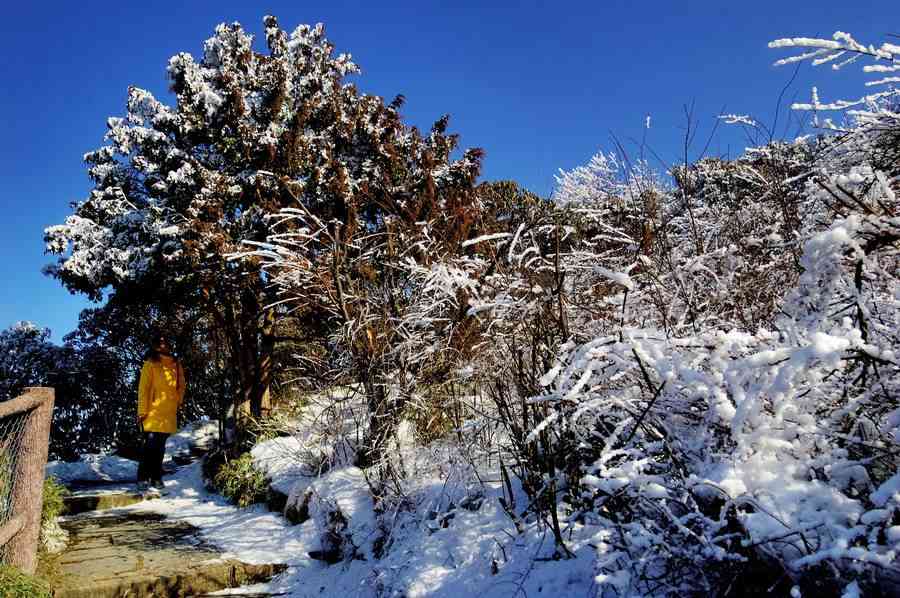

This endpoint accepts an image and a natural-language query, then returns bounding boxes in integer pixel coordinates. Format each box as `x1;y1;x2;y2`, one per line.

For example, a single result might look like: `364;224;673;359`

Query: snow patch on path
123;450;596;597
46;454;137;484
47;419;218;485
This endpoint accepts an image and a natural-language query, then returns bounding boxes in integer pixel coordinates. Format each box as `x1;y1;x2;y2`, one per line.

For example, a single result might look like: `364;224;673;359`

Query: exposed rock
284;489;312;525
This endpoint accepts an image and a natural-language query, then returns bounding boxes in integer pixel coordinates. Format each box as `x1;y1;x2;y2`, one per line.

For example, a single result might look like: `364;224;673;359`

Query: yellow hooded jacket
138;355;185;434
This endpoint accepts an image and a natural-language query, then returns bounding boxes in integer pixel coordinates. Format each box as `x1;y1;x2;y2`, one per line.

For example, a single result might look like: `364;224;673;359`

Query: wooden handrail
0;386;54;574
0;388;50;419
0;515;25;548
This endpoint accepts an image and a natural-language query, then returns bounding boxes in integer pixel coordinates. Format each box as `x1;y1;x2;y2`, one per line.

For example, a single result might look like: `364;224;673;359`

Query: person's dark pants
137;432;169;482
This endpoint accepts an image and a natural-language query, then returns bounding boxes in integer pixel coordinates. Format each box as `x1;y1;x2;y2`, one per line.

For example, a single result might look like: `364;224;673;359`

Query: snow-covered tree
44;16;412;430
248;109;483;469
0;322;62;401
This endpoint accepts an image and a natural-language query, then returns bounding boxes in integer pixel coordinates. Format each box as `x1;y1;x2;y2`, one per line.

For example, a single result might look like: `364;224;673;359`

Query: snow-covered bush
243;76;484;471
518;32;900;596
394;29;900;595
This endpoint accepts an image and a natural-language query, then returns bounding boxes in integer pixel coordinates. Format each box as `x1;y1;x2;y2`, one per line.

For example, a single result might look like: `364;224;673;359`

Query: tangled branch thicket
251;30;900;596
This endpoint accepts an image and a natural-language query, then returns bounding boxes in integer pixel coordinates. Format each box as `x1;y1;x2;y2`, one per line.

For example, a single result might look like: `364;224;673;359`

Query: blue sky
1;0;895;341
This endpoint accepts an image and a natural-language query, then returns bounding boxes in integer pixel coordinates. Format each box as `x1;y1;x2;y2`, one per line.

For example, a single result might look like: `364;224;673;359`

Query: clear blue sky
1;0;895;341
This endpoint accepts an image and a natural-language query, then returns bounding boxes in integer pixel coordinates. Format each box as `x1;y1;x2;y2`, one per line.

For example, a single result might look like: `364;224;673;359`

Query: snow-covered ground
125;451;597;597
72;396;598;597
167;418;219;460
46;419;218;484
46;453;138;484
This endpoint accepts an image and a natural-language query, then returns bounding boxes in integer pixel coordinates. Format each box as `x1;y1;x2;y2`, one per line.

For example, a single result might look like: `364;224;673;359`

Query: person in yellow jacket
137;332;186;490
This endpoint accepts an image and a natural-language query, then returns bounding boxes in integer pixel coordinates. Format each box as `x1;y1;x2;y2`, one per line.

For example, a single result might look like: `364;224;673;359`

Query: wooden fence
0;387;54;574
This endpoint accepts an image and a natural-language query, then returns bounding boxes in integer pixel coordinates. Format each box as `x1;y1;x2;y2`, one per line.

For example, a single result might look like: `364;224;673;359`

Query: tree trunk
357;373;405;469
232;292;276;446
236;289;260;422
254;307;276;419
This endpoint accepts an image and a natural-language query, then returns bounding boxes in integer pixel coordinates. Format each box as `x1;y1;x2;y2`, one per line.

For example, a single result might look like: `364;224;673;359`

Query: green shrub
0;564;51;598
208;452;268;508
41;477;68;525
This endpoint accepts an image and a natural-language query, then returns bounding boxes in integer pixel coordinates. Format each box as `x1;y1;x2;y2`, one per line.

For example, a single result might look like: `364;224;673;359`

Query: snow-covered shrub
395;29;900;595
235;25;485;471
250;388;364;484
538;318;898;594
516;32;900;596
249;386;491;566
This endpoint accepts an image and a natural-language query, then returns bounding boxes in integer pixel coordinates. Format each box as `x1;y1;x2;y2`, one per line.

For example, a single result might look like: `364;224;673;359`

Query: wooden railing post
5;387;54;574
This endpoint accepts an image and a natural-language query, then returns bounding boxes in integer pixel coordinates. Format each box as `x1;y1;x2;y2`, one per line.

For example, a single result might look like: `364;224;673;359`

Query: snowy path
116;458;597;598
47;418;596;597
123;461;318;576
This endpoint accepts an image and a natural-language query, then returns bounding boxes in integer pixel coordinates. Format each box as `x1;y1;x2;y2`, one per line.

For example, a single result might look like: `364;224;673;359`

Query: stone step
49;511;286;598
63;489;151;515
